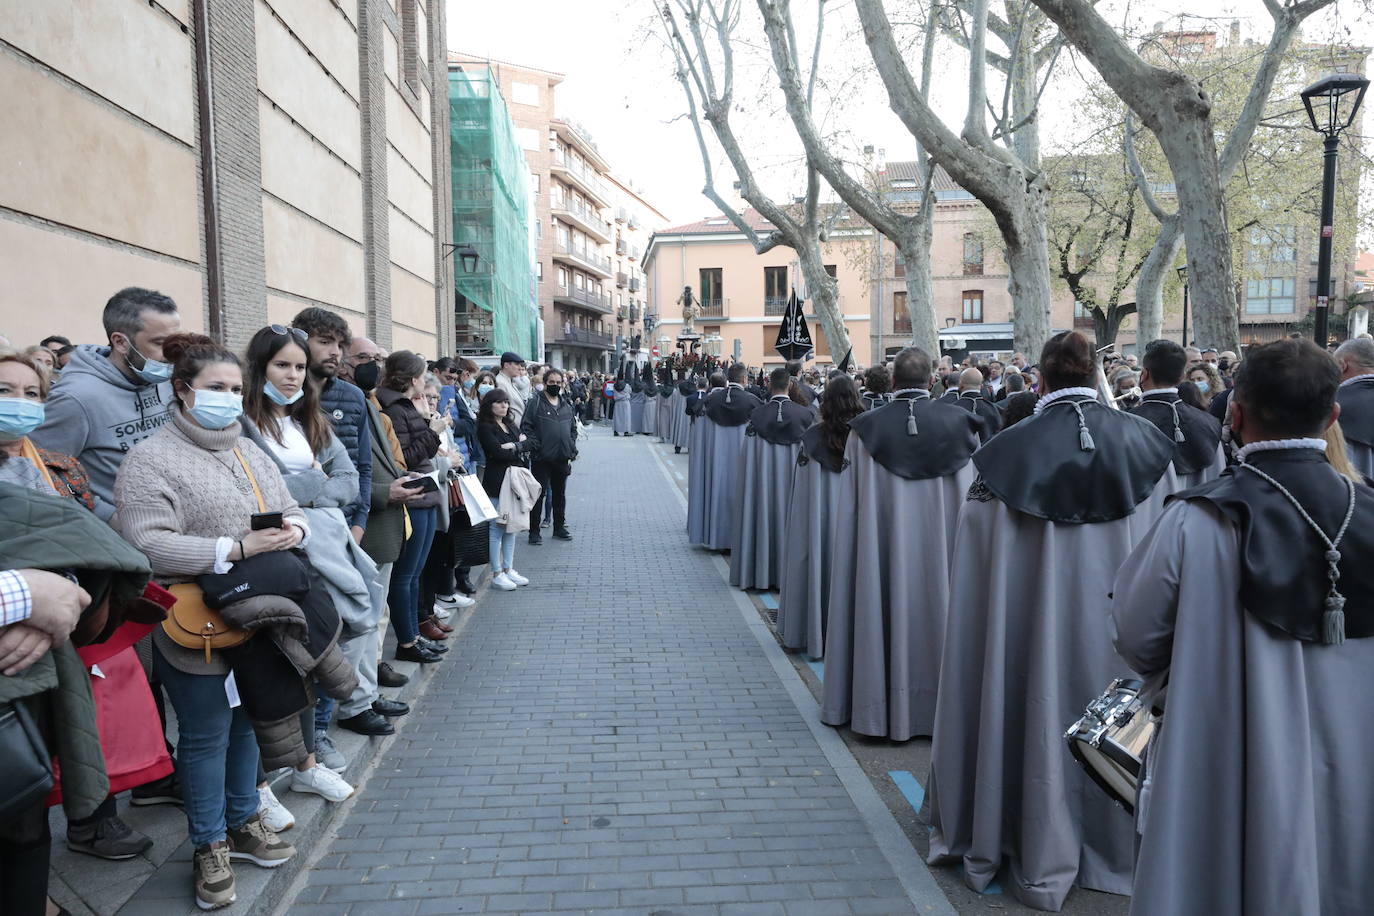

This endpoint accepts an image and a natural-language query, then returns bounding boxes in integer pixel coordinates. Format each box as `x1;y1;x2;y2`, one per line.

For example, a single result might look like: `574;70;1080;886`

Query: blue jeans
388;506;436;645
488;521;516;571
152;644;260;847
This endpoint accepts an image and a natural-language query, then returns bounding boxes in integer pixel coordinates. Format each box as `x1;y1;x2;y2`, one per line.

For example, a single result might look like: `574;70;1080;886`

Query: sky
449;0;1373;229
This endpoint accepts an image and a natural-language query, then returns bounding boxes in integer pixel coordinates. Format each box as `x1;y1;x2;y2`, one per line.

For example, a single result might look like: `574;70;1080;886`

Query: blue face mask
1195;380;1209;394
478;383;494;397
186;389;243;429
0;398;45;437
264;379;304;406
128;342;172;384
462;378;475;390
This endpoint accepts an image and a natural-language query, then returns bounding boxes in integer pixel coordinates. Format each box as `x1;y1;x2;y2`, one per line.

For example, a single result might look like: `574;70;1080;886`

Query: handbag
456;473;499;523
161;448;261;663
0;700;55;824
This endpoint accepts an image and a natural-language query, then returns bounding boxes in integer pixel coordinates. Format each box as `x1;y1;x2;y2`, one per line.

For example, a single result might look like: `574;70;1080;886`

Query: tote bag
455;473;499;523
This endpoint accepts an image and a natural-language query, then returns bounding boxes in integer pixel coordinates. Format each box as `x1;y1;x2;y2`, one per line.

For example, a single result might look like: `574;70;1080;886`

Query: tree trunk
1002;185;1053;357
1133;217;1182;344
901;208;939;357
798;249;852;363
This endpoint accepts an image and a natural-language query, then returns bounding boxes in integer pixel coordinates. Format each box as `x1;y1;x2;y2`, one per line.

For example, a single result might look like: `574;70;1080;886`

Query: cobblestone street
282;428;943;915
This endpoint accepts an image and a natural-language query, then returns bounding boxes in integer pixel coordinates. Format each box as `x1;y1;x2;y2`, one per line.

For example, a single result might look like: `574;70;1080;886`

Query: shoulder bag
161;448;260;663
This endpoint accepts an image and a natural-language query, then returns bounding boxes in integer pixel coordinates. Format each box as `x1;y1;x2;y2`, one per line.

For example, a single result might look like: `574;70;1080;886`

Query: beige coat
498;466;542;533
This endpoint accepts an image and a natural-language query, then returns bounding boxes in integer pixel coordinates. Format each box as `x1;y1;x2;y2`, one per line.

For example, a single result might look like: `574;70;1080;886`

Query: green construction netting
449;68;537;359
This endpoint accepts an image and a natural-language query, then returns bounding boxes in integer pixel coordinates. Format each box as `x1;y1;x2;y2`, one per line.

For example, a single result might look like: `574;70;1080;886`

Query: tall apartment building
1;1;455;354
448;52;667;371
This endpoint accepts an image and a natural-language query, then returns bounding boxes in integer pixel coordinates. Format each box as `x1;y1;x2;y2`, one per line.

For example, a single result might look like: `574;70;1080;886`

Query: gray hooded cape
728;396;814;590
776;426;846;658
686;385;761;549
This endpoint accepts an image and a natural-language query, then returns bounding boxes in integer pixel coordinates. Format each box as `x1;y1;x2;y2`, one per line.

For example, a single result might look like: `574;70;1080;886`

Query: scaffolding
449;67;537;359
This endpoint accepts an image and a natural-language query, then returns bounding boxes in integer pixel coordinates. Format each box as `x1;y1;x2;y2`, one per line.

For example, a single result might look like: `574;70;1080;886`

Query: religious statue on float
678;286;701;335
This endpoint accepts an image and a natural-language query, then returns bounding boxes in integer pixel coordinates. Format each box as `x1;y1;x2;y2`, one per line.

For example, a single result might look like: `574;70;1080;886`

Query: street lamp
442;243;481;274
1300;72;1370;348
1177;264;1190;347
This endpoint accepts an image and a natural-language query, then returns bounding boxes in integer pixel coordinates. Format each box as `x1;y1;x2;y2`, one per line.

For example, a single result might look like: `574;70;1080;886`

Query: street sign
651;345;660;357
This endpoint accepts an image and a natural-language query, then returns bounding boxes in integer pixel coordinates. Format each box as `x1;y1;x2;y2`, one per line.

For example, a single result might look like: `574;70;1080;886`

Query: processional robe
639;383;659;435
629;383;647;431
686;384;761;550
657;383;675;442
670;382;694;451
953;390;1003;443
728;396;814;590
820;392;983;740
611;387;633;435
776;426;845;658
924;389;1175;911
1128;388;1225;487
1336;374;1374;479
1112;445;1374;916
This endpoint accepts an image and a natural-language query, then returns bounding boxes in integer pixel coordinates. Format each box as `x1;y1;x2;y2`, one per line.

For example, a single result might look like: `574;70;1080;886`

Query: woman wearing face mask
113;333;312;910
1187;363;1223;406
238;325;374;820
375;352;446;664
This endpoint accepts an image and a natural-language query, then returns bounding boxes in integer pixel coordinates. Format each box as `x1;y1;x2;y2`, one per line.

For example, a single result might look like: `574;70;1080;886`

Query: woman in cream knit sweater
114;333;306;911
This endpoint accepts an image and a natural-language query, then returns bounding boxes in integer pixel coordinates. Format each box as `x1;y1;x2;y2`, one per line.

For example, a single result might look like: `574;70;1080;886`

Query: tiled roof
658;208;777;235
880;161;962;192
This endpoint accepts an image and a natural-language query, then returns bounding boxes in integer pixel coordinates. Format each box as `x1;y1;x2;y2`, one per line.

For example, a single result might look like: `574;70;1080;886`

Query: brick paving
287;428;922;915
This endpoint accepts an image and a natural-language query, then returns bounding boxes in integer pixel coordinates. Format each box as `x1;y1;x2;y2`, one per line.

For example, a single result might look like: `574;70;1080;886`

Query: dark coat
521;394;579;465
375;385;441;508
477;419;528;499
318;377;373;530
360;396;407;566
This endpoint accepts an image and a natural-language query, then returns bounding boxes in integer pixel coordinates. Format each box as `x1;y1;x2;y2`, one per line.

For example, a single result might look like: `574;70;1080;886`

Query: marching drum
1065;677;1156;814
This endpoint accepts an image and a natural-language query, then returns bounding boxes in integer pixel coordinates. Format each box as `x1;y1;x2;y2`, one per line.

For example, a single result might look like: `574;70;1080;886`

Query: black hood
705;386;761;426
1129;392;1222;476
748;397;814;446
847;396;981;480
678;381;693;396
1175;448;1374;643
973;397;1173;523
1336;377;1374;447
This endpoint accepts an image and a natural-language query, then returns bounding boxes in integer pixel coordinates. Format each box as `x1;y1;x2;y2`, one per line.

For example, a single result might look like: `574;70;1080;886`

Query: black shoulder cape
847;396;981;480
1336;378;1374;447
954;392;1003;442
799;424;845;474
1128;392;1222;475
1175;448;1374;642
705;386;761;426
677;381;693;396
973;397;1173;523
747;397;813;446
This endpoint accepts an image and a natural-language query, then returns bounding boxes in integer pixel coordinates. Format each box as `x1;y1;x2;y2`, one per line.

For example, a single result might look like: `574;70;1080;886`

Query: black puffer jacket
375;386;441;508
521;393;579;464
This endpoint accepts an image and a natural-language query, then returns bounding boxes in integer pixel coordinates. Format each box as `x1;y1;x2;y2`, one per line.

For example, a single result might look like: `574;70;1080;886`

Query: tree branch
1123;111;1170;222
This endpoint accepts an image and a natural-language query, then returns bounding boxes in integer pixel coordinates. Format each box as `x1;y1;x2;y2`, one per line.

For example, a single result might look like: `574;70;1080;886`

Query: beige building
448;52;667;372
1;0;453;354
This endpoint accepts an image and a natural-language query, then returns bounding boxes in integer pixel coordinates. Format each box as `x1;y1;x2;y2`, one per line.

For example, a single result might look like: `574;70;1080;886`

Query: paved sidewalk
285;428;930;915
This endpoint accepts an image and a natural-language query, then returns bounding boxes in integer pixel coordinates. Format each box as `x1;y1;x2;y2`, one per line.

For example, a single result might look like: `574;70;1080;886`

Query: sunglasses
270;324;309;344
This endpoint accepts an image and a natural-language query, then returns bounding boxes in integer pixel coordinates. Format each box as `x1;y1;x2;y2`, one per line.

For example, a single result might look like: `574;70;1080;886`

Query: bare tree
756;0;940;356
659;0;853;362
853;0;1062;357
1027;0;1336;351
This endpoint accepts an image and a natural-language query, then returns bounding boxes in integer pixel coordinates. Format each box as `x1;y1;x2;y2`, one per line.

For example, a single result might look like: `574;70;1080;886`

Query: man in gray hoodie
32;287;181;521
28;286;181;861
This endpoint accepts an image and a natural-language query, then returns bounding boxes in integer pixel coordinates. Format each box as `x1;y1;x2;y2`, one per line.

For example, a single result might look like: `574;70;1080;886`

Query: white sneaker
505;569;529;586
491;572;517;591
290;763;354;802
433;605;453;620
444;593;476;608
257;785;294;832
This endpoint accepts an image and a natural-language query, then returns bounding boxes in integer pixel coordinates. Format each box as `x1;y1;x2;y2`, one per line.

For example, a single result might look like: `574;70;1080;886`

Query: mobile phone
401;475;439;493
250;511;285;530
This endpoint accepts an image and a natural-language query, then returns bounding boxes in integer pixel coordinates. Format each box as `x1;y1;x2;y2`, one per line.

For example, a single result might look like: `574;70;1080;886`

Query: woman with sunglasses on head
238;325;380;816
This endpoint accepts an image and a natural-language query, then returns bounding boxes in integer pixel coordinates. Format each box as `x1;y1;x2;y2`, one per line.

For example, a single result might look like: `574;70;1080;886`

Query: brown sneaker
226;811;296;868
193;841;236;910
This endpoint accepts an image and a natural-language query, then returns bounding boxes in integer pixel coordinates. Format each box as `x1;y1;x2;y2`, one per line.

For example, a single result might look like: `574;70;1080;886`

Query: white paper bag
456;473;499;523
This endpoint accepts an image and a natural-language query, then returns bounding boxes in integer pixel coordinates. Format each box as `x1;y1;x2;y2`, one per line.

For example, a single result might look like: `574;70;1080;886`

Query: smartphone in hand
250;511;285;530
401;475;439;493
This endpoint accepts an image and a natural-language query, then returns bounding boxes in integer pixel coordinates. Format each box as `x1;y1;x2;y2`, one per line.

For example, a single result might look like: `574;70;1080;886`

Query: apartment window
516;127;541;152
962;290;984;323
531;172;540;193
556;267;567;288
1248;225;1296;263
537;262;543;282
556;224;569;248
1074;300;1090;318
574;273;584;290
894;250;905;278
893;291;911;334
512;81;541;106
1245;277;1296;315
551;184;565;206
824;264;837;279
764;266;788;302
963;233;984;276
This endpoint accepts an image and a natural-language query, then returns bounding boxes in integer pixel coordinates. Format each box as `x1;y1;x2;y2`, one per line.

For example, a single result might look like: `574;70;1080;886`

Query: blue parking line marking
888;770;925;813
758;592;778;609
805;658;824;681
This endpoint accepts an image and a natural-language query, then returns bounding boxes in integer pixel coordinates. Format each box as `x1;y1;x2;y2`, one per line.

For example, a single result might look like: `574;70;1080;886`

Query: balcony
553;327;613;350
615;271;628;288
615;207;627;223
551;199;613;243
617;306;629;321
552;239;612;280
628;214;640;230
552;284;613;314
699;298;727;319
628;276;641;292
764;296;789;315
550;151;612;207
454;307;494;356
616;238;628;256
629;245;641;261
630;305;641;322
